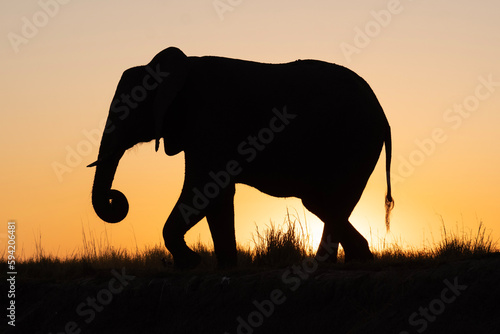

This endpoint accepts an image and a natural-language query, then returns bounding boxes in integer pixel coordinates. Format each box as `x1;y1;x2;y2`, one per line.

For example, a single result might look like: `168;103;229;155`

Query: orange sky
1;1;499;259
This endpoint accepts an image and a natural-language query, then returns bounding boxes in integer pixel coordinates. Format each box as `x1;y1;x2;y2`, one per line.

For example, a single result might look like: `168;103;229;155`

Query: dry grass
3;215;498;279
252;210;314;267
433;220;496;258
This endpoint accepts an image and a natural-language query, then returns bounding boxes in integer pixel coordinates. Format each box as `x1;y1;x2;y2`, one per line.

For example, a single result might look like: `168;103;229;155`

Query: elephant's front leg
162;176;237;269
206;184;237;269
163;184;211;269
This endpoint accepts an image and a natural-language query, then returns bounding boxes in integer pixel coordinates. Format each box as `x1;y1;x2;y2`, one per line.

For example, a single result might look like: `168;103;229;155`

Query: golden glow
1;2;499;259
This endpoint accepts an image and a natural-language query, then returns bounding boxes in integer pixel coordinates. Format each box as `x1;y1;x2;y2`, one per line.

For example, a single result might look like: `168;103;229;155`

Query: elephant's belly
238;178;300;198
235;163;327;199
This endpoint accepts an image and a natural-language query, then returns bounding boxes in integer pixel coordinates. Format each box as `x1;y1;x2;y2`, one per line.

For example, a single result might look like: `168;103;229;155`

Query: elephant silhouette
88;47;394;269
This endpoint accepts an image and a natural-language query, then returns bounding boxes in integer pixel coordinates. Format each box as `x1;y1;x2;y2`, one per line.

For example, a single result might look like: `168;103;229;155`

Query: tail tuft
384;123;394;232
385;192;394;232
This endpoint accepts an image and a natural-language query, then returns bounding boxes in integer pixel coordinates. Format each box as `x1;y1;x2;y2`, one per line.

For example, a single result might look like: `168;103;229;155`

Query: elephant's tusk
87;151;123;168
87;160;99;168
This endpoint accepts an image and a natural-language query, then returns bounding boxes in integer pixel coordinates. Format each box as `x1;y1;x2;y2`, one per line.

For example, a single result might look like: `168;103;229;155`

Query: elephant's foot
164;237;201;270
337;223;374;263
173;249;201;270
315;234;339;264
163;223;201;269
343;245;374;263
216;255;237;270
315;244;339;264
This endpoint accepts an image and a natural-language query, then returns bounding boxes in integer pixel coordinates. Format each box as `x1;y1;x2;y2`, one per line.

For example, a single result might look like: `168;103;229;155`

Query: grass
369;220;498;267
434;220;496;258
2;215;498;280
252;210;314;267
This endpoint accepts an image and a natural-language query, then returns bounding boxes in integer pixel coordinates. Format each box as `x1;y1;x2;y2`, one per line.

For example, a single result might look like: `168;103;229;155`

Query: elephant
88;46;394;269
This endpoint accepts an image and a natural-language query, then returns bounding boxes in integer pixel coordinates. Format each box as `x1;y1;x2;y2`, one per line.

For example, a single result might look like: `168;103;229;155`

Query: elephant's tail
384;122;395;232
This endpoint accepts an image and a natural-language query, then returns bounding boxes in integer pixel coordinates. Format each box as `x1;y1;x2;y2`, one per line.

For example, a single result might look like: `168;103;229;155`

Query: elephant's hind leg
336;220;373;262
303;195;373;263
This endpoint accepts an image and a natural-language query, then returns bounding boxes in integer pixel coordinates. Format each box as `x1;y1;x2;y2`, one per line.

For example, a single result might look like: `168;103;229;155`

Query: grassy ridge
2;216;499;334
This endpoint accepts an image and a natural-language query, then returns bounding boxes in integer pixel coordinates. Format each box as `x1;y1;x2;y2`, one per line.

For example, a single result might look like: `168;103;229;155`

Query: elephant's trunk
90;152;129;224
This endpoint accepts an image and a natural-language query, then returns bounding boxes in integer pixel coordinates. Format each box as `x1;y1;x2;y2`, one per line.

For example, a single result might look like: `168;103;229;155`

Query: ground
3;253;500;334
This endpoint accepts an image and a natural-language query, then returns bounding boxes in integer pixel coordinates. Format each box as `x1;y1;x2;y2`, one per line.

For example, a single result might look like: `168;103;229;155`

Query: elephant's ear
149;47;188;152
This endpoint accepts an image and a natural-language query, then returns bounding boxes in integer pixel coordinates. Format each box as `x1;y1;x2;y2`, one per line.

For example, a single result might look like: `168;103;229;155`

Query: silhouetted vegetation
252;211;313;267
2;215;497;280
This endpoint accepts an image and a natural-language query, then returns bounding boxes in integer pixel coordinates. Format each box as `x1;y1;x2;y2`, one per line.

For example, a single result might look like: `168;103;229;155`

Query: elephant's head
88;47;188;223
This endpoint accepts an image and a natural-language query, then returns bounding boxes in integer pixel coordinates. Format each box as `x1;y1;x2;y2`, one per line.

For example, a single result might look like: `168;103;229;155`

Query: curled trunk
91;153;129;223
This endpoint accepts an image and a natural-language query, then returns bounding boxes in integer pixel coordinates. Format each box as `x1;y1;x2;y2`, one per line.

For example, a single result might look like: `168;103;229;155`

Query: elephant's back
185;55;388;162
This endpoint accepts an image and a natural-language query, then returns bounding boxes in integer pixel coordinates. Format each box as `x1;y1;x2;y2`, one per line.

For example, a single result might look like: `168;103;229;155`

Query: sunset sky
1;0;499;259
